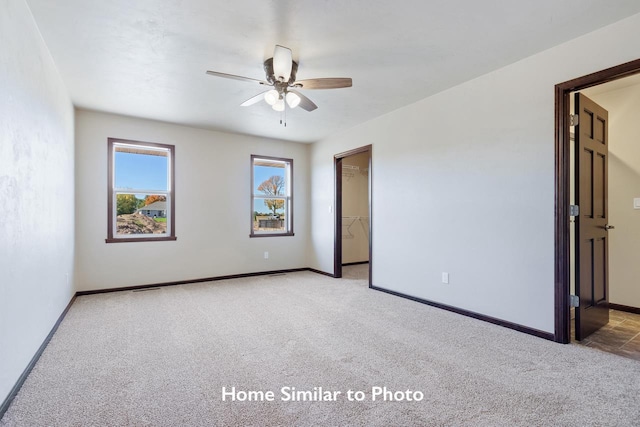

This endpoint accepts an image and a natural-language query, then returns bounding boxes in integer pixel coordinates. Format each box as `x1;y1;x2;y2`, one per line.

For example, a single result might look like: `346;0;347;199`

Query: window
107;138;176;243
251;155;293;237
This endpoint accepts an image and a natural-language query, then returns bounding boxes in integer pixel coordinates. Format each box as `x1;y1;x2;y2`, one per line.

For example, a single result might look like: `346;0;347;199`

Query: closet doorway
334;145;372;285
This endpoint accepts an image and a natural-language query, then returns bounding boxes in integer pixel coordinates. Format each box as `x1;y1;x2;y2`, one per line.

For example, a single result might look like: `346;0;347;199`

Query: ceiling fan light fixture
206;44;352;124
264;89;279;105
273;98;285;111
286;91;301;109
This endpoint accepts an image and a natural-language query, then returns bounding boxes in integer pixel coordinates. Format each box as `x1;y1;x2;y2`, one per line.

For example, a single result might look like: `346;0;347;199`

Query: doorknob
604;225;615;230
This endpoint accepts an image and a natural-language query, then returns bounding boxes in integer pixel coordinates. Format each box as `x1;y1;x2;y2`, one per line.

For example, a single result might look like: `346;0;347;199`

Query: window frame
250;154;294;238
106;137;176;243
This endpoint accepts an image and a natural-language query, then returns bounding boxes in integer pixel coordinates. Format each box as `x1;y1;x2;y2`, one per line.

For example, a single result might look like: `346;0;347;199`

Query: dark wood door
575;92;610;341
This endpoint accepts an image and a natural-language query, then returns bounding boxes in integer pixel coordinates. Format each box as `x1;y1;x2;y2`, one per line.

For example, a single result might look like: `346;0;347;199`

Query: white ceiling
25;1;640;143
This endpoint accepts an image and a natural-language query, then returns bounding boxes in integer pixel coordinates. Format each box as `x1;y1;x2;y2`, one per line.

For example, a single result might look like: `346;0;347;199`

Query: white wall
589;84;640;308
342;152;370;264
310;13;640;334
0;0;75;404
75;110;310;291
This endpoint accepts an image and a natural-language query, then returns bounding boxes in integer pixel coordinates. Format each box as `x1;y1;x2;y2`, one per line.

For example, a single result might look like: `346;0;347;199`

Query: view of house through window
107;139;175;242
251;155;293;236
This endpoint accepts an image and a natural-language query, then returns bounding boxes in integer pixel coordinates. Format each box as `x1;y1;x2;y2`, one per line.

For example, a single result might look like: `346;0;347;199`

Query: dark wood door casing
574;93;609;340
555;58;640;344
334;145;372;285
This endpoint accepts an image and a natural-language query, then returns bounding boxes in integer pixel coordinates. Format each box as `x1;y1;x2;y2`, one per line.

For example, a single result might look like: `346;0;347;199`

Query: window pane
251;155;292;236
115;150;168;191
253;164;286;195
116;193;168;236
108;139;175;242
253;197;286;232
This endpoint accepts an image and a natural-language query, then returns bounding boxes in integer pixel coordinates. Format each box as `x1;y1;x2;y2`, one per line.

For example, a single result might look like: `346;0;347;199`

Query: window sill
105;236;177;243
250;232;295;238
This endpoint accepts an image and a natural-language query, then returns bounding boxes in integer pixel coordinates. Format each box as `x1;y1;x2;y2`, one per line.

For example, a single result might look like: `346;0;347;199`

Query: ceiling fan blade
293;78;352;90
206;70;269;85
273;45;293;82
240;91;270;107
289;90;317;112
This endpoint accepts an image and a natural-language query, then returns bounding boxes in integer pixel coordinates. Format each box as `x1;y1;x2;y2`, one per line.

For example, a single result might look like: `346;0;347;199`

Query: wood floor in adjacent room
573;309;640;361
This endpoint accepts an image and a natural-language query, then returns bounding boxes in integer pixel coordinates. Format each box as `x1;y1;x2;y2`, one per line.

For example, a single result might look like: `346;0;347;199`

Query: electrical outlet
441;272;449;284
264;251;269;260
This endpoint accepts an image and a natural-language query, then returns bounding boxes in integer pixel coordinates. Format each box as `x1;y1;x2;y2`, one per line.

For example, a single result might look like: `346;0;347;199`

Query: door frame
334;144;372;286
554;58;640;343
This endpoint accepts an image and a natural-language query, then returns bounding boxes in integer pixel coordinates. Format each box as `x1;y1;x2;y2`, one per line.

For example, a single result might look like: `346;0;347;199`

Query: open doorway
556;58;640;360
334;145;372;285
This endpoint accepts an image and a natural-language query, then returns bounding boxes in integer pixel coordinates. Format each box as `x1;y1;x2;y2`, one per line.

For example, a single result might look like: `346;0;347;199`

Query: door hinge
569;205;579;216
570;114;579;126
570;295;580;308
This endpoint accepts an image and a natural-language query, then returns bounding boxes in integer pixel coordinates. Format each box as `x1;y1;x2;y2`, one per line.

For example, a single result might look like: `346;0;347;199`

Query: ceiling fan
206;45;352;117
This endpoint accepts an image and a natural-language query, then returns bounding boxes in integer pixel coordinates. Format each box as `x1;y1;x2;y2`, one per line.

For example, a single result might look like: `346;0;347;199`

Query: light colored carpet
2;267;639;426
341;263;369;280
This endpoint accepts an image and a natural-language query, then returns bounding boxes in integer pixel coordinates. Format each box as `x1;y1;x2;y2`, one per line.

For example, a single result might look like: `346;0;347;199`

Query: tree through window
251;155;293;237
